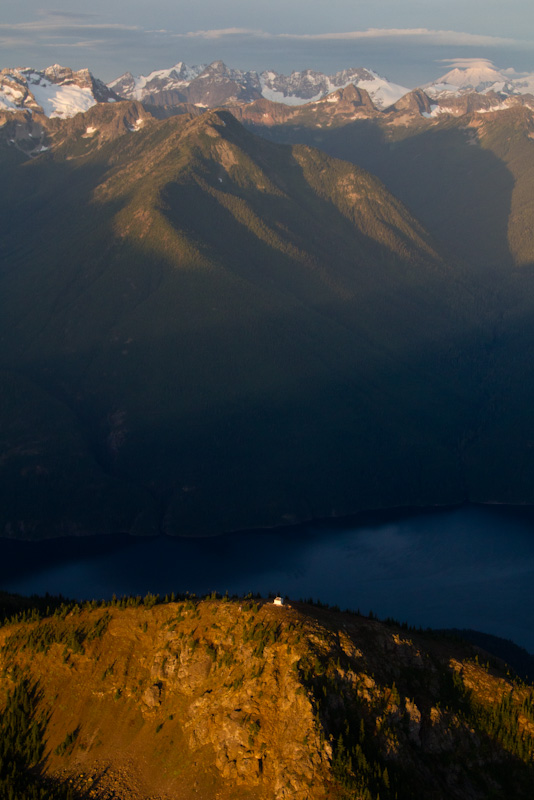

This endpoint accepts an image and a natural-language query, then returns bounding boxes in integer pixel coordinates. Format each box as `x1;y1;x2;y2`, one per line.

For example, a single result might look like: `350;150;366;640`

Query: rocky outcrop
387;88;433;115
1;598;532;799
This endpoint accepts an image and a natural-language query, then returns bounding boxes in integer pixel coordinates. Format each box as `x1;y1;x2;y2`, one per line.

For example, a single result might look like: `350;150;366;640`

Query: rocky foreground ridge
1;595;533;799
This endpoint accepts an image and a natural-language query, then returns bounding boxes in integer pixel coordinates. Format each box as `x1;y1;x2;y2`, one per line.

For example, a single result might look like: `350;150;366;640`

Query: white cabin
273;596;284;606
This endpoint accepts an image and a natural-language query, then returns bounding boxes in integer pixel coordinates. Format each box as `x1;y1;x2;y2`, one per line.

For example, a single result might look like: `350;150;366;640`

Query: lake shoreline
1;503;534;652
5;499;534;544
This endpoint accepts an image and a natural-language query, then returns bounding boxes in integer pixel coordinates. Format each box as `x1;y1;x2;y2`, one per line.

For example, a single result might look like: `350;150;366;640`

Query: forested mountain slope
0;103;517;537
238;99;534;513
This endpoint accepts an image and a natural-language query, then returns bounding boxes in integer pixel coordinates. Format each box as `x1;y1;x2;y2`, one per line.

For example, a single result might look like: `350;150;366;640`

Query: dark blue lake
1;504;533;652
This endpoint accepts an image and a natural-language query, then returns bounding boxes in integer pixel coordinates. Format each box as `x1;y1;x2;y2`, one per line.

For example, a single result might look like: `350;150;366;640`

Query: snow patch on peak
356;69;409;108
0;84;24;111
127;118;145;132
259;85;321;106
475;101;513;114
511;73;534;95
425;81;462;97
30;80;97;119
259;66;408;108
0;65;114;118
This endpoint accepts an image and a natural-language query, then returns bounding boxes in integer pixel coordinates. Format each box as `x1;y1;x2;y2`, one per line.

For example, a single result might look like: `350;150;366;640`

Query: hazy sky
1;1;534;85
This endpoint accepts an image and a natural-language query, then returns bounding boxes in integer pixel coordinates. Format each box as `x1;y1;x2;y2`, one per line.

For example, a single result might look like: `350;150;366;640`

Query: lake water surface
1;505;533;652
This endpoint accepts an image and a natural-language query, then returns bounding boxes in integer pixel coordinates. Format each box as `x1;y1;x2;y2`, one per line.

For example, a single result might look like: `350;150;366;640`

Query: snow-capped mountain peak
424;59;534;99
0;65;118;118
3;58;531;124
108;61;409;110
108;62;205;101
438;61;507;89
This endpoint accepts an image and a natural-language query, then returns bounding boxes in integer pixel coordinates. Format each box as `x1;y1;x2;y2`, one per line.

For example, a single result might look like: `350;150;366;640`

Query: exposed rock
387;88;433;115
142;682;162;708
0;598;533;798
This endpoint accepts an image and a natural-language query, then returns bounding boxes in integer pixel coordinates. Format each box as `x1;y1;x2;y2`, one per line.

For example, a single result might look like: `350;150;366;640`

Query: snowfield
27;76;97;119
0;68;102;119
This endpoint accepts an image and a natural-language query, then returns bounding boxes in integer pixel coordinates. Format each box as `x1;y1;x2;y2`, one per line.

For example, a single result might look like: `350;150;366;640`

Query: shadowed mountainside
244;98;534;277
0;103;499;538
232;98;534;512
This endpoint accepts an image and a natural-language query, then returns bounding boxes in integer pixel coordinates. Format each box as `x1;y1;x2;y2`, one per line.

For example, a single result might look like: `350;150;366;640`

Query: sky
1;1;534;86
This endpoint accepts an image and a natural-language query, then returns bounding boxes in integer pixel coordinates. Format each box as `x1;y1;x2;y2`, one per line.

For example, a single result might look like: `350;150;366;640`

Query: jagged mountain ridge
2;59;534;123
108;58;534;111
108;59;409;110
1;595;534;799
227;83;534;136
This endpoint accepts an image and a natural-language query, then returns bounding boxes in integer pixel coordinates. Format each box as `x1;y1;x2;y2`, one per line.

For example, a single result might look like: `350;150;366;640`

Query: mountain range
109;58;534;111
3;59;534;120
1;57;534;537
108;60;410;110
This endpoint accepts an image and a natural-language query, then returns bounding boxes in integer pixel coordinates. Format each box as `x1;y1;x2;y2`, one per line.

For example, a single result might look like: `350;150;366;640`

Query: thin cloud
180;28;266;40
280;29;520;46
0;19;524;51
0;36;33;48
0;20;142;51
36;10;100;20
175;27;523;47
0;20;140;33
437;58;497;66
436;57;531;77
1;15;531;83
43;40;112;49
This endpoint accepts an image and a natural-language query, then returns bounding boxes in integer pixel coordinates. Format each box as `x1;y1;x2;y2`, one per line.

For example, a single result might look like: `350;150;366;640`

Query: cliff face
1;597;534;800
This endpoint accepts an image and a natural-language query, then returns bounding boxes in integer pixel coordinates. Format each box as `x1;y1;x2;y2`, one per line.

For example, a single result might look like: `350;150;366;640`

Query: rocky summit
1;594;534;799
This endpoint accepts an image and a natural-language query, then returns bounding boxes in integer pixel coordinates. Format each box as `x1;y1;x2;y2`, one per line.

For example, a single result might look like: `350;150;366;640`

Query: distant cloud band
182;27;266;40
0;21;139;32
0;19;523;48
0;12;531;84
177;27;522;47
